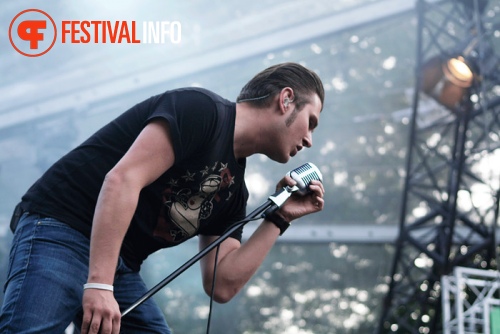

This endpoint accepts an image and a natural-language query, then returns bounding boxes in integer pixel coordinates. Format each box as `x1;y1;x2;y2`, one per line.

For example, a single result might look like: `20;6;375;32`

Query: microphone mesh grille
301;171;321;184
292;163;322;187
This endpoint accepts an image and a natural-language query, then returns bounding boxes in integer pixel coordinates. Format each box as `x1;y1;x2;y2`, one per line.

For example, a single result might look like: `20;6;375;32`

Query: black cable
204;215;262;334
206;244;220;334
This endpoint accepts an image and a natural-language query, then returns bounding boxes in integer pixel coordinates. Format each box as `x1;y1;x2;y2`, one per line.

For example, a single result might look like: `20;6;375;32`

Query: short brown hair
237;62;325;111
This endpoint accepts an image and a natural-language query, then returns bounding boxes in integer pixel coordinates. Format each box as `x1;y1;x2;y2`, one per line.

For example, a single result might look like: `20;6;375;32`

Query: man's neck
233;103;270;160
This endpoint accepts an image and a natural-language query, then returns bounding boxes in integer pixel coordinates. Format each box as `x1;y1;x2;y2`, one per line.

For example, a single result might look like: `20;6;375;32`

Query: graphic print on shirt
153;162;235;243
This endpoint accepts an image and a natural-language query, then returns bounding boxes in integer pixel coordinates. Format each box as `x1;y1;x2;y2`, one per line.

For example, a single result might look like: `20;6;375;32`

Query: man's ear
280;87;295;112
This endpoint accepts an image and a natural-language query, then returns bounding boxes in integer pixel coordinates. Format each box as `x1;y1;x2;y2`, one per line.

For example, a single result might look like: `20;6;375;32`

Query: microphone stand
121;185;298;317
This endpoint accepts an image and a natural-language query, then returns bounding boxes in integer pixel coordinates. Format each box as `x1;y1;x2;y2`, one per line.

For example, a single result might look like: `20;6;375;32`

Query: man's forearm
87;173;140;284
202;219;281;303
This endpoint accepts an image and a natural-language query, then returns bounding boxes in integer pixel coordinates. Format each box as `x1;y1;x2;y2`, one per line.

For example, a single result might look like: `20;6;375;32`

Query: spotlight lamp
443;56;474;88
421;55;475;110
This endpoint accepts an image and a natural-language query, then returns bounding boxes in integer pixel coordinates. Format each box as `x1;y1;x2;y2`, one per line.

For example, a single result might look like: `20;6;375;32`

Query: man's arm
81;119;175;334
199;178;324;303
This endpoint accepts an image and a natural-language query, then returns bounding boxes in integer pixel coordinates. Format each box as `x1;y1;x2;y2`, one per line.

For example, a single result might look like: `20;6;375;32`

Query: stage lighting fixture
421;55;474;110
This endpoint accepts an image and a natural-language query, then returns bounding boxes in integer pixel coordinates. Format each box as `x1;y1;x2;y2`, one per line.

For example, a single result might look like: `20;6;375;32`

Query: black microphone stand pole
121;186;296;317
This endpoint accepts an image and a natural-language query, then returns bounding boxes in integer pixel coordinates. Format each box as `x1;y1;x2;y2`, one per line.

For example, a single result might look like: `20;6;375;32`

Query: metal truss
378;0;500;333
442;266;500;334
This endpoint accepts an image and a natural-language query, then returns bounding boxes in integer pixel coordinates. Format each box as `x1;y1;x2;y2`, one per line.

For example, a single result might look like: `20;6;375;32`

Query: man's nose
303;133;313;148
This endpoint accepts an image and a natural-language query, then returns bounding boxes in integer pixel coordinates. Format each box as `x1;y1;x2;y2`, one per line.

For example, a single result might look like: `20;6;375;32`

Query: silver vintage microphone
265;162;323;215
287;162;323;195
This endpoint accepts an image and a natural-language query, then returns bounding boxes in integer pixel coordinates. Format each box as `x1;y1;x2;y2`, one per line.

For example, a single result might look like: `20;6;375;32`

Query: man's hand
275;175;325;222
81;289;121;334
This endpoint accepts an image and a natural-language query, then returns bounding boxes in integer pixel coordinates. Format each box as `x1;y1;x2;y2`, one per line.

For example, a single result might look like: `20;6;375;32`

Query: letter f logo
9;9;56;57
18;20;46;49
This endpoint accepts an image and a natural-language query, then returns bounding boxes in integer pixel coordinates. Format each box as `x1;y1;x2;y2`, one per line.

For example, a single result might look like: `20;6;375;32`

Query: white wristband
83;283;114;292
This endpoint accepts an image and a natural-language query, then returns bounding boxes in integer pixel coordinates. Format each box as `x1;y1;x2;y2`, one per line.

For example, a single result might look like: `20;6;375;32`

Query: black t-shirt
21;88;248;270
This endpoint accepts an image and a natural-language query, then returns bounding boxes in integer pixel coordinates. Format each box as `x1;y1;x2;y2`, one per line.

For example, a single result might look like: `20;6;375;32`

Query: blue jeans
0;213;171;334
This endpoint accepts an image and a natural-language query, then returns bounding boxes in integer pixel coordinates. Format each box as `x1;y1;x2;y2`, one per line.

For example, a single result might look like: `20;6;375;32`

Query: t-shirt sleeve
146;89;218;164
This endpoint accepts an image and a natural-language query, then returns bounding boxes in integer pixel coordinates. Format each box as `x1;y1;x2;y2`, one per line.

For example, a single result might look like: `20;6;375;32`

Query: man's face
273;93;322;163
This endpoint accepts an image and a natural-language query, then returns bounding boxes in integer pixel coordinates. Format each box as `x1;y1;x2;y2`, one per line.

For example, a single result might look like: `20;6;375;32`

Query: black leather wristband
264;211;290;235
